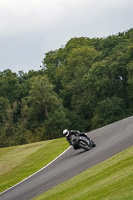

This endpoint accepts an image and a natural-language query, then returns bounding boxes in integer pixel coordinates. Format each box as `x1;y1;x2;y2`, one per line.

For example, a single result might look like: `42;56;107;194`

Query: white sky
0;0;133;73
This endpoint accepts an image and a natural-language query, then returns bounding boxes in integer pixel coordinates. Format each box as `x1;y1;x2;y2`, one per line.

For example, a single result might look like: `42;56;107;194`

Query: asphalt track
0;116;133;200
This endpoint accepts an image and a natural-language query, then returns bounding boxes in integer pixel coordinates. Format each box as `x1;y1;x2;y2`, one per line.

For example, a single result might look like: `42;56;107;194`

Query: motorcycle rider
63;129;91;150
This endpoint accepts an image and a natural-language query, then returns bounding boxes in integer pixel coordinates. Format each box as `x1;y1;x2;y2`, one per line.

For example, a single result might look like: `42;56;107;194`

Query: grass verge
0;138;69;193
33;145;133;200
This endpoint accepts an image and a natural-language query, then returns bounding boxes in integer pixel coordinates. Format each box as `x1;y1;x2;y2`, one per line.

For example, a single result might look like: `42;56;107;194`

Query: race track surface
0;116;133;200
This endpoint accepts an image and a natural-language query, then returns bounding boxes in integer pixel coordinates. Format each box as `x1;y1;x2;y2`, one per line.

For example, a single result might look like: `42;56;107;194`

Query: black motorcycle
71;134;96;151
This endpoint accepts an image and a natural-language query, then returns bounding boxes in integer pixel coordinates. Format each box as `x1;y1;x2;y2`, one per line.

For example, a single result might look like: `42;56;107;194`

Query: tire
79;140;90;151
90;141;96;148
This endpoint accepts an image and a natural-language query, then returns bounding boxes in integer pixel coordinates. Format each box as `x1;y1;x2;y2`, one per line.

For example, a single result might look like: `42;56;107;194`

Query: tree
92;96;127;129
0;70;19;104
127;61;133;111
0;97;18;147
23;75;70;139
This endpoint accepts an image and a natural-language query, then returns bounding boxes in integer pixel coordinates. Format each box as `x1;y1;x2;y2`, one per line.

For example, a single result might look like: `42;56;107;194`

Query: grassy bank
0;138;69;193
34;146;133;200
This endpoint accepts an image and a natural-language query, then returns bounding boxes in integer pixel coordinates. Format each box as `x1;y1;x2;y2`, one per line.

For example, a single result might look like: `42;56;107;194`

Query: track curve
0;116;133;200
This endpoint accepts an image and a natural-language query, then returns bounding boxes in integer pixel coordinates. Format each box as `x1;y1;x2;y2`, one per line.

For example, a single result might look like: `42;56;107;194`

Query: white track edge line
0;146;72;195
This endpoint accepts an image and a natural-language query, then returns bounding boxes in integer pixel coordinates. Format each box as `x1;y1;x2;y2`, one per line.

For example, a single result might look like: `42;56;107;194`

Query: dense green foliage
0;28;133;147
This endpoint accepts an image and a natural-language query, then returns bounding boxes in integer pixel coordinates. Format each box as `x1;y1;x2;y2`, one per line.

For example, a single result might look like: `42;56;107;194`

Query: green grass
33;146;133;200
0;138;69;193
0;140;133;200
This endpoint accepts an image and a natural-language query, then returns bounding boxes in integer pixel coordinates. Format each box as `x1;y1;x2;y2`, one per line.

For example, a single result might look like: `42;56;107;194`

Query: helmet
63;129;69;136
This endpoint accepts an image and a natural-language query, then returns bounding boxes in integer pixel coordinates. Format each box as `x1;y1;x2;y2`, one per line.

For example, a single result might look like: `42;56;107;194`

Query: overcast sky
0;0;133;74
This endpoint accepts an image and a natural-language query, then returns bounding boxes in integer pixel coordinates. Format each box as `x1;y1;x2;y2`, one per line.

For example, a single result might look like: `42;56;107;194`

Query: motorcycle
70;134;96;151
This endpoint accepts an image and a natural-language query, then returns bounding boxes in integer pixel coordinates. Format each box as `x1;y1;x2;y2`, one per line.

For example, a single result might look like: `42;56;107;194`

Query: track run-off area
0;116;133;200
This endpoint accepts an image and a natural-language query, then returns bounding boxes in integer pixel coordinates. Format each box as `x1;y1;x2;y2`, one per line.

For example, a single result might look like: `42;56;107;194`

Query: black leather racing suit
66;130;90;150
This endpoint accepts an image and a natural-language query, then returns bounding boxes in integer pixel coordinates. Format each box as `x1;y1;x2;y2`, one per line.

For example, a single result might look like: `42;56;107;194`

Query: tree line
0;28;133;147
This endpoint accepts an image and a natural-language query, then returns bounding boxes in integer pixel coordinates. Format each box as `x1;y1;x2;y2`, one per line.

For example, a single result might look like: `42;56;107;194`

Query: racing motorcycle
71;134;96;151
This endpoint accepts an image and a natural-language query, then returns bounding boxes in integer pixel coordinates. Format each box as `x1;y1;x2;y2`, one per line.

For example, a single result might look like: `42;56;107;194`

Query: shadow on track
70;149;90;157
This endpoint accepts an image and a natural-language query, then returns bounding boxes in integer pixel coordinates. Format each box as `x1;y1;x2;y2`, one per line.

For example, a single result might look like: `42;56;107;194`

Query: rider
63;129;91;150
